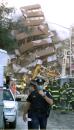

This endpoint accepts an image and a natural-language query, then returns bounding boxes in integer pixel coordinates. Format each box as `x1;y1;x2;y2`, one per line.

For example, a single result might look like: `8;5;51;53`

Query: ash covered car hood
3;101;18;109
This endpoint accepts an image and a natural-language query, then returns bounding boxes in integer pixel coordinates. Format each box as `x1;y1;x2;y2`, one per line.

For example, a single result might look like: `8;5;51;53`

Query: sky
2;0;74;38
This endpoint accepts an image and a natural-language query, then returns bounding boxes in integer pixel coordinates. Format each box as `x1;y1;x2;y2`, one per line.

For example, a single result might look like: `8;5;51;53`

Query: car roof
3;87;15;100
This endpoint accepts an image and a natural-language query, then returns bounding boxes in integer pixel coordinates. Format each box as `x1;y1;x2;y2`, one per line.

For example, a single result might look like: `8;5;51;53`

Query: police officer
23;77;53;130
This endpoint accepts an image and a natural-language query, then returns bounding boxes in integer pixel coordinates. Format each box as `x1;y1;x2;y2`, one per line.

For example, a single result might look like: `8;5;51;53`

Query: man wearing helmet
23;77;53;130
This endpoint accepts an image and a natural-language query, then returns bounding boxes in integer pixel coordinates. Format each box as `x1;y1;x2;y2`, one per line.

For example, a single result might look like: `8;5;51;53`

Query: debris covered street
16;109;74;130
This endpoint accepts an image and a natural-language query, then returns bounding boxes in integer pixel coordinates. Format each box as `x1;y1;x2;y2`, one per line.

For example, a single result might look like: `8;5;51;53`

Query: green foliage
15;18;34;35
0;28;17;52
0;3;17;52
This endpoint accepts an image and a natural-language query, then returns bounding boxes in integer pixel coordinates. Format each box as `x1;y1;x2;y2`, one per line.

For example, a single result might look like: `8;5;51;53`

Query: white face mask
37;85;43;90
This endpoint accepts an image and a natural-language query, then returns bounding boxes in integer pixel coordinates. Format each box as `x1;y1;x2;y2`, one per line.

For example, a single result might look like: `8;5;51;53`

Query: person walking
23;77;53;130
4;76;11;89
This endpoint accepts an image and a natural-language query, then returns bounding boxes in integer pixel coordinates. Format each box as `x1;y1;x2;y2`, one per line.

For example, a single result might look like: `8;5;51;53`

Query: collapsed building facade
9;4;70;79
15;4;55;67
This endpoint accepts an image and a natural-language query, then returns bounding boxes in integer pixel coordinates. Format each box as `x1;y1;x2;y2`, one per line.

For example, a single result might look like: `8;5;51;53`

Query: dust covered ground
16;108;74;130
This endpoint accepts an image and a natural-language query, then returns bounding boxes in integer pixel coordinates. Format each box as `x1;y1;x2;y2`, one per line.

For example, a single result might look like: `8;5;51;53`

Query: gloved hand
23;114;27;122
38;90;46;97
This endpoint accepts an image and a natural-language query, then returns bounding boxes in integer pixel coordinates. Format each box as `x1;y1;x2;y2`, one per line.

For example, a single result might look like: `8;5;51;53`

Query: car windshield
3;89;14;101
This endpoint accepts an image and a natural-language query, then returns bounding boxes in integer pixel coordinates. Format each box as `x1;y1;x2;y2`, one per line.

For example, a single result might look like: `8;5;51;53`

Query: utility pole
69;26;74;77
69;27;72;76
0;49;9;128
61;49;67;77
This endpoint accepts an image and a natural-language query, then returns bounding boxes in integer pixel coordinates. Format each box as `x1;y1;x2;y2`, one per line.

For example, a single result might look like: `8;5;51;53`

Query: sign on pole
0;49;9;128
0;66;4;87
0;49;9;67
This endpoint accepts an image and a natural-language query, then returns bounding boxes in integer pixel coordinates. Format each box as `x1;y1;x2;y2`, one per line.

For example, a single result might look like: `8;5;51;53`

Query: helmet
35;77;45;85
30;80;37;86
